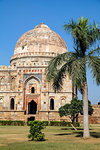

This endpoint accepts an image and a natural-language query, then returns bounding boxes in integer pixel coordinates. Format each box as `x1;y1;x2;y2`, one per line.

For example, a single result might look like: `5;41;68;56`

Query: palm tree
47;17;100;138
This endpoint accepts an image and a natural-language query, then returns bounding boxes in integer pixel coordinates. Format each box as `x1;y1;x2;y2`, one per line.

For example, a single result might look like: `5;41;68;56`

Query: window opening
10;98;14;110
50;98;54;110
31;87;35;93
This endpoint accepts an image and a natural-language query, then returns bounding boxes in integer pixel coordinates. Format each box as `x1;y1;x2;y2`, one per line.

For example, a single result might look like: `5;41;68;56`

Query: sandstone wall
79;105;100;124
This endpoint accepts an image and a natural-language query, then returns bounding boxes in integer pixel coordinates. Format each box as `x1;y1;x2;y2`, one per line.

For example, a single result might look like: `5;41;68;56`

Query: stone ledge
0;91;23;93
10;52;57;62
0;110;25;112
0;65;16;71
38;110;58;112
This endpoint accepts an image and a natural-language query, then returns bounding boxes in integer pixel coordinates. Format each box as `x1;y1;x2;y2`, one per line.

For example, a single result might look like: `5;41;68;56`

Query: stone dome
14;23;68;55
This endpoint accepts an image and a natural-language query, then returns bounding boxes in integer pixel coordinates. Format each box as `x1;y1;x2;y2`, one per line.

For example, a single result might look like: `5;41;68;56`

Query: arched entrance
24;75;41;113
28;100;37;114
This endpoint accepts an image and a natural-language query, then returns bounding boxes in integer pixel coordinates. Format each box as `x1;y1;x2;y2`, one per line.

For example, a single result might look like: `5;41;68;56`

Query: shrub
27;120;80;127
41;121;49;126
49;121;80;127
49;121;71;126
0;120;25;126
27;121;33;126
73;122;80;127
27;121;49;126
28;121;45;141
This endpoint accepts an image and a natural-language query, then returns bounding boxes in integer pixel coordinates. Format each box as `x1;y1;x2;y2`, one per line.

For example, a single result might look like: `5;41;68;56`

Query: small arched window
11;77;15;81
10;98;14;110
50;98;54;110
31;87;35;93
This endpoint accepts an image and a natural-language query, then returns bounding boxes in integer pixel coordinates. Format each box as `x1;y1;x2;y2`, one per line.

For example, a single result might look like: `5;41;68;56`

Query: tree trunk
71;115;75;123
83;82;90;138
76;114;78;122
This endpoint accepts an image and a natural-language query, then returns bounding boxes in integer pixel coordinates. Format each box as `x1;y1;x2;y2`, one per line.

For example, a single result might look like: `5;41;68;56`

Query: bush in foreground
28;121;45;141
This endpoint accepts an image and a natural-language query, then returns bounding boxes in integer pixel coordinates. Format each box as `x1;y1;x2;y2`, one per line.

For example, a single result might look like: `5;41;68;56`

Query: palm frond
64;17;100;57
47;17;100;94
51;56;85;92
87;56;100;85
87;47;100;56
46;52;73;82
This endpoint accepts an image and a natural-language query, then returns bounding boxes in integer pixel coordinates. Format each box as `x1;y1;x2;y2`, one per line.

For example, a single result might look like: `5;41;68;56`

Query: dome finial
40;22;44;25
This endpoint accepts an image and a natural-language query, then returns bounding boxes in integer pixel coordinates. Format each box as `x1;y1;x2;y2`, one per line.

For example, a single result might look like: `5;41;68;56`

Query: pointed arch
28;100;37;114
24;75;41;85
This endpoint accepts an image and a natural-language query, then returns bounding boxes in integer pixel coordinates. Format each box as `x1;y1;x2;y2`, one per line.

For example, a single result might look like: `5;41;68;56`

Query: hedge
49;121;80;127
0;120;25;126
0;120;80;127
27;121;48;126
27;121;80;127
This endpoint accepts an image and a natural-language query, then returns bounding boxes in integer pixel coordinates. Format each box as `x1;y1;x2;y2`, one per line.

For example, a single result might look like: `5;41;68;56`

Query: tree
59;98;93;123
47;17;100;138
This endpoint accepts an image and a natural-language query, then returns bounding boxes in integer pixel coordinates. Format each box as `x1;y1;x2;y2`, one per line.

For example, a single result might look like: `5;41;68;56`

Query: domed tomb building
0;23;77;121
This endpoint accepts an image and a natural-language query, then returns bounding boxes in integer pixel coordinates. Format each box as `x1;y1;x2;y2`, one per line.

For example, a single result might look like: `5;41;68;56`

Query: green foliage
79;100;93;115
0;120;25;126
72;122;80;127
47;17;100;93
49;121;67;126
28;121;45;141
27;121;33;126
27;120;80;127
59;103;70;117
27;121;49;126
42;121;49;126
49;121;80;127
46;17;100;138
59;99;93;122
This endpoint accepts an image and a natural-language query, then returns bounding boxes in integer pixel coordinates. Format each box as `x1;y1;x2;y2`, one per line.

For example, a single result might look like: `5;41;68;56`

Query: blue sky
0;0;100;104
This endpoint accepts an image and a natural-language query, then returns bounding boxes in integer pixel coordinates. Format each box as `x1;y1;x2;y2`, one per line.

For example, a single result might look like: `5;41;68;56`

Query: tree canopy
59;99;93;123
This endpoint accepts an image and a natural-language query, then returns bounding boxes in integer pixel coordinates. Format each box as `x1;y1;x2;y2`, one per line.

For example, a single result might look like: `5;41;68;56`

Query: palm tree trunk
83;82;90;138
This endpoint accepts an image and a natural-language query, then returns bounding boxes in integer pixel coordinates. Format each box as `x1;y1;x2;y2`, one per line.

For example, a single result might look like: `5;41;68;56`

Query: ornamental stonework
0;23;76;121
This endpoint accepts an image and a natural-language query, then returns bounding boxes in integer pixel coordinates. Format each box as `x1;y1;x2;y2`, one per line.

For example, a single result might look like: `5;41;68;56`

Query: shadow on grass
61;127;92;131
28;139;47;142
73;131;100;138
55;129;100;138
90;132;100;138
55;133;72;136
74;131;83;137
61;127;83;131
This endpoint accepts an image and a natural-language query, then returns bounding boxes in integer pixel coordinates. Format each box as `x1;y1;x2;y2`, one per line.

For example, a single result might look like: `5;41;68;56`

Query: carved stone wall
0;23;76;121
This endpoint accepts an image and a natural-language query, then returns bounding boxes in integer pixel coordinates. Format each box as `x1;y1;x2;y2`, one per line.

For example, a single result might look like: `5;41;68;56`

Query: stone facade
0;23;76;121
79;105;100;124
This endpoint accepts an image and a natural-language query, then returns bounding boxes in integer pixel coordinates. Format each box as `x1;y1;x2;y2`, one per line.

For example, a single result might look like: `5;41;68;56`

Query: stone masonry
0;23;77;121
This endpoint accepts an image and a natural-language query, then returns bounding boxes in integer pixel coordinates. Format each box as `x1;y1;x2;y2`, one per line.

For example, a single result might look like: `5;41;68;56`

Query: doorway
28;100;37;114
28;116;35;121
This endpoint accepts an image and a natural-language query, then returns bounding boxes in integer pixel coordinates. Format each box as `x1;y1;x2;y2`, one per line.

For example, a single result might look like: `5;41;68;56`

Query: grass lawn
0;124;100;150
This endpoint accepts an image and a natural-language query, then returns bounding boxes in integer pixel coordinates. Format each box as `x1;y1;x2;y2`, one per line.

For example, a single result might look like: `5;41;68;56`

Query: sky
0;0;100;104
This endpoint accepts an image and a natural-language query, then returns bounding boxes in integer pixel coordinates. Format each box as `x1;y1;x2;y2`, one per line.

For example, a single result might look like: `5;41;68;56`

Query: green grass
0;124;100;150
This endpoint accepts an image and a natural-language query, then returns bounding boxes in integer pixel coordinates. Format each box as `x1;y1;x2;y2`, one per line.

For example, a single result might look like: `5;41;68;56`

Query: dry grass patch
0;124;100;150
